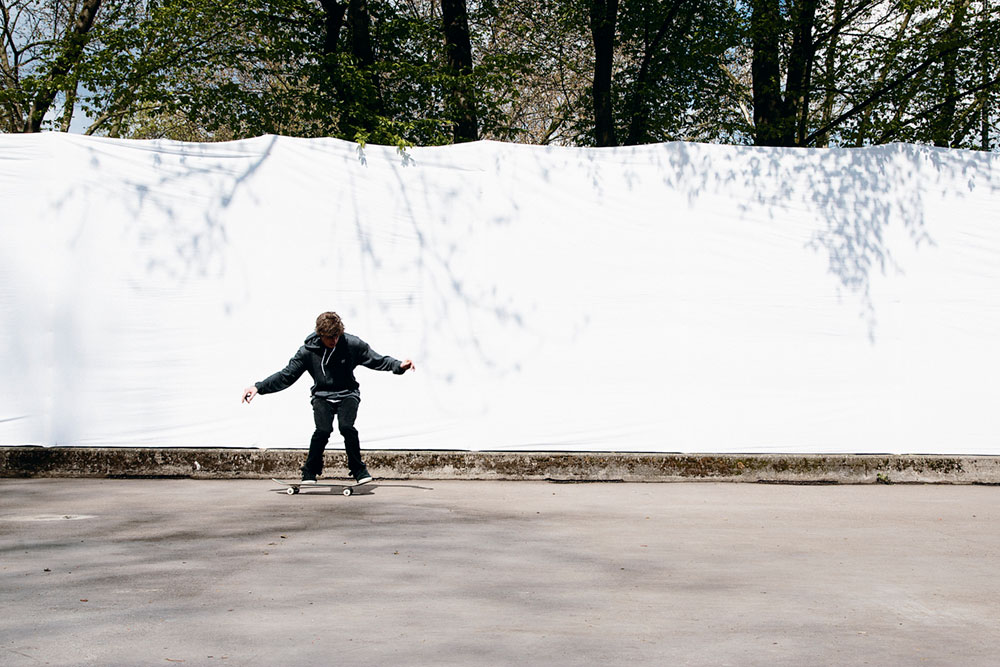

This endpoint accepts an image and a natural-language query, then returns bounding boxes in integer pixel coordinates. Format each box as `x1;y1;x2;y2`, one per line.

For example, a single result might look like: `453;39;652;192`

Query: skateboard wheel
343;488;352;496
286;487;297;495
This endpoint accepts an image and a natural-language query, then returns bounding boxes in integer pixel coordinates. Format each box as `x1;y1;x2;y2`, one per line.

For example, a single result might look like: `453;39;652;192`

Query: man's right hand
242;386;258;404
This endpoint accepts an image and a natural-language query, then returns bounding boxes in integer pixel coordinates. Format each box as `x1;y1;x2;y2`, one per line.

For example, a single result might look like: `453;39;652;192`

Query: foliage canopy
1;0;996;149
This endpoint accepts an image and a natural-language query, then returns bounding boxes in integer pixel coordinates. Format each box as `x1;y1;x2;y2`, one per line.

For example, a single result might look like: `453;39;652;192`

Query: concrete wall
3;447;999;484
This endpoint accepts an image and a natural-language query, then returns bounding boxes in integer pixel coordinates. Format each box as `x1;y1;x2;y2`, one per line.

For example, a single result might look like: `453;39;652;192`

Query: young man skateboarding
242;311;415;484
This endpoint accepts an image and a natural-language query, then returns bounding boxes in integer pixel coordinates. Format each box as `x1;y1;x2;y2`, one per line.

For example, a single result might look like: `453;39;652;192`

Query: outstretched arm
358;340;415;374
242;347;309;403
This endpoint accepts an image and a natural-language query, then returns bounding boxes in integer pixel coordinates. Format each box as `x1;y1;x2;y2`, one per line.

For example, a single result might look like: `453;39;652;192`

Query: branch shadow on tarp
124;135;278;286
345;143;531;399
545;142;994;342
36;135;289;355
678;143;1000;341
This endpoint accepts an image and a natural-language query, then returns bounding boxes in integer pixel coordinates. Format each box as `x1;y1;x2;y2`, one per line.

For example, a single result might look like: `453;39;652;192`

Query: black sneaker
300;469;318;485
353;468;373;485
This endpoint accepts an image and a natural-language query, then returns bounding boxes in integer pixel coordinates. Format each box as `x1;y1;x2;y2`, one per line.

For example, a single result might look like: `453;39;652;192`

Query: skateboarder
242;311;415;484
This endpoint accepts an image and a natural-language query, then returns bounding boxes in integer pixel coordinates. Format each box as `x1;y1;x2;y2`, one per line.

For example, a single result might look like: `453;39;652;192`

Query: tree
979;0;996;150
615;0;745;144
3;0;996;150
442;0;477;142
83;0;297;138
750;0;826;146
0;0;319;138
469;0;591;145
589;0;618;146
22;0;102;132
1;0;104;133
747;0;1000;148
619;0;686;145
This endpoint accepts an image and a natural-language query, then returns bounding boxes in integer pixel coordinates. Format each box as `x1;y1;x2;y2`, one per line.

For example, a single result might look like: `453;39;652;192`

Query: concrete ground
1;479;998;666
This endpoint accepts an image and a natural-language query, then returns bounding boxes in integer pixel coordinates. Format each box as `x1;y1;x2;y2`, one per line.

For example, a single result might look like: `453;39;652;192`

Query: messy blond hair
315;311;345;338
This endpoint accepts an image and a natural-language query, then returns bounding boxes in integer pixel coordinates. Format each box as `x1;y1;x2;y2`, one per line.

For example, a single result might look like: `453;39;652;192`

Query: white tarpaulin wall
1;133;998;454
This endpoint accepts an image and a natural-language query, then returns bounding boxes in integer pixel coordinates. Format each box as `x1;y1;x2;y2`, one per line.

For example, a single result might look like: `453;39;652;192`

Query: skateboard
271;478;373;496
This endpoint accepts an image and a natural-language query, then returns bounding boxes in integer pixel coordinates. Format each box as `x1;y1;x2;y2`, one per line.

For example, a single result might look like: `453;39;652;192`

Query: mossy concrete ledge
2;447;1000;483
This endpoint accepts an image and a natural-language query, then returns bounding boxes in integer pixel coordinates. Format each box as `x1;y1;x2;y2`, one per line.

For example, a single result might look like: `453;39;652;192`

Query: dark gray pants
304;395;363;477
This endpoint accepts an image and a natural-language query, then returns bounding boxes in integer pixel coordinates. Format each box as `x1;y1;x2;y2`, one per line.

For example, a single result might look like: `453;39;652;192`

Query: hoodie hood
303;332;324;350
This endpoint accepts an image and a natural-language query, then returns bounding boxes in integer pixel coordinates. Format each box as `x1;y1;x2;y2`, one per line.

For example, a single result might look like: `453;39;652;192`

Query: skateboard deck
272;478;373;496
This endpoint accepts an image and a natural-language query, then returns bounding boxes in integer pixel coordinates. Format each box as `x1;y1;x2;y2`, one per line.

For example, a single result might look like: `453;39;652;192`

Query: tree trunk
317;0;348;135
750;0;782;145
23;0;102;133
815;0;845;147
0;40;17;131
348;0;375;69
590;0;619;147
442;0;478;142
751;0;816;147
59;82;77;132
623;0;685;145
933;0;972;147
984;0;993;150
338;0;381;137
983;101;992;151
785;0;817;145
318;0;347;60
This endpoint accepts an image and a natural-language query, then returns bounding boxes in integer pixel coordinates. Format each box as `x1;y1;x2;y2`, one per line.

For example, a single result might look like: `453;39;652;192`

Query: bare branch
805;26;970;146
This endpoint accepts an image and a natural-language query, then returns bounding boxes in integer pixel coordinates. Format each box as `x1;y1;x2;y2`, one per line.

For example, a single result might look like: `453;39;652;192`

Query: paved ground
1;479;998;666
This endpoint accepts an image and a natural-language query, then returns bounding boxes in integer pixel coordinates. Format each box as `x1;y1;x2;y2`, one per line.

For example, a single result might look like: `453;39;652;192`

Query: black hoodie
255;332;405;401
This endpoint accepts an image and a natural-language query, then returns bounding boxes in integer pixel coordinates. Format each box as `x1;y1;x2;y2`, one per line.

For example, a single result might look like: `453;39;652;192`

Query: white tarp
1;133;999;453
